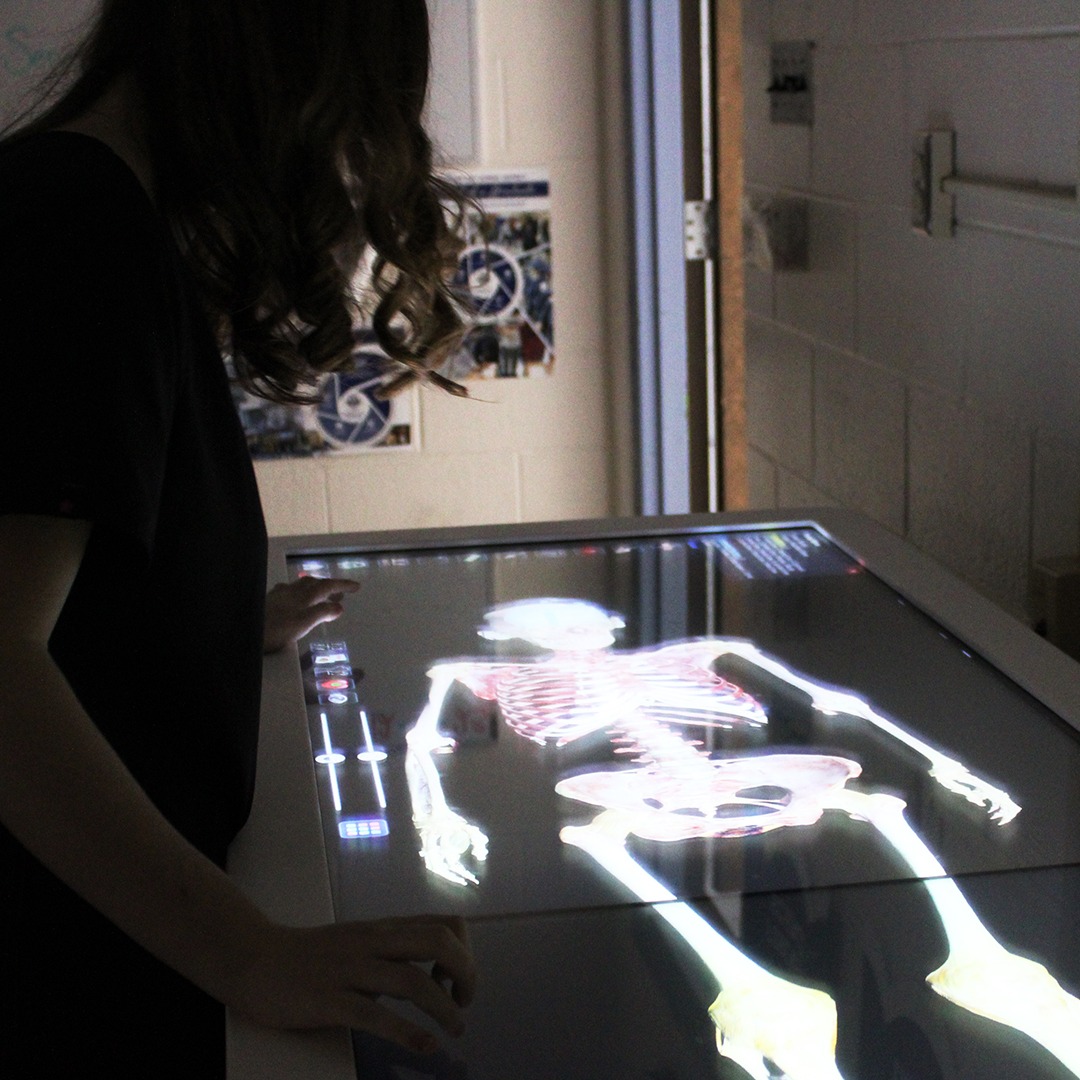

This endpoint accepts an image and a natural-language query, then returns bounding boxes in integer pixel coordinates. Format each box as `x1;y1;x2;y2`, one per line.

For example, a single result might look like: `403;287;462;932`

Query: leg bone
826;788;1080;1077
561;811;846;1080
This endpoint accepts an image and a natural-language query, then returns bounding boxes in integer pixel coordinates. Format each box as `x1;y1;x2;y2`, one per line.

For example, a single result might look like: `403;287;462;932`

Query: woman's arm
0;514;474;1054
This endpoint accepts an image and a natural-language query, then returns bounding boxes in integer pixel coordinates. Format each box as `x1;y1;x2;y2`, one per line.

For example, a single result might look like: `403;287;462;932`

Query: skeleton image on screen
404;599;1080;1080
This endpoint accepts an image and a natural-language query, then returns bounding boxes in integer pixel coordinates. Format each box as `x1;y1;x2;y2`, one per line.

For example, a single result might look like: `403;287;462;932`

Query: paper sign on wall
232;332;417;460
441;168;554;381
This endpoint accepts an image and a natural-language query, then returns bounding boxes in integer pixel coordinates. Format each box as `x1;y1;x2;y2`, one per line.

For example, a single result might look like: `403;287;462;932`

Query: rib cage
480;646;768;747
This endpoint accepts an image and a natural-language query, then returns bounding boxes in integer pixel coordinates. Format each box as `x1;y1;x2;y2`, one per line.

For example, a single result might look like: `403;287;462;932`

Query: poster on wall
232;167;554;457
440;167;554;381
0;5;92;126
232;331;417;460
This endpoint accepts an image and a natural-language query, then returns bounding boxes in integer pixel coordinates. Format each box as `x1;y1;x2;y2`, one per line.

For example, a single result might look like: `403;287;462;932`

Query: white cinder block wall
256;0;632;537
743;0;1080;620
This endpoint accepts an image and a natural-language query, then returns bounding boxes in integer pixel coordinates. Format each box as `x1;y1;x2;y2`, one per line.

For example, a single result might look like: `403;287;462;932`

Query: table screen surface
287;524;1080;1080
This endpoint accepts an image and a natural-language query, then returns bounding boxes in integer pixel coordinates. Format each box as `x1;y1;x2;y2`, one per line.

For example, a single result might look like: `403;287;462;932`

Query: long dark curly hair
9;0;466;402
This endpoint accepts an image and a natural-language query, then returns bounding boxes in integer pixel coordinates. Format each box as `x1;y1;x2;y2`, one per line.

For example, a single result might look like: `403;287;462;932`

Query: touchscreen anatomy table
228;511;1080;1080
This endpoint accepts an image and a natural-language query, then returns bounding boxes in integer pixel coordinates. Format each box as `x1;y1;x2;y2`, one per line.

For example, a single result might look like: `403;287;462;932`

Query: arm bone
405;664;490;886
690;641;1020;824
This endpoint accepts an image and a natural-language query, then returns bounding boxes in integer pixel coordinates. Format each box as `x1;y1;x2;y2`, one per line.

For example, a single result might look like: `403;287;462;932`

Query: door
628;0;746;515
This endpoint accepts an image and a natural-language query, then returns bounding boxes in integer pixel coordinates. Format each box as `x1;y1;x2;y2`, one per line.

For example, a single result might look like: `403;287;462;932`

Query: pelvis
555;753;861;841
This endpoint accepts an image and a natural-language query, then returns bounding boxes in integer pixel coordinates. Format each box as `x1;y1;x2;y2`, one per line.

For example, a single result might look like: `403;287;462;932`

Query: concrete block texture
744;253;777;319
746;316;815;474
473;0;600;165
771;0;857;42
747;446;780;509
742;1;813;191
860;0;1080;44
1032;435;1080;563
325;452;521;533
775;198;858;350
905;36;1080;191
962;228;1080;443
745;0;1080;618
813;345;906;534
255;460;330;538
908;390;1032;616
811;43;907;205
777;467;838;509
517;448;613;524
856;203;969;395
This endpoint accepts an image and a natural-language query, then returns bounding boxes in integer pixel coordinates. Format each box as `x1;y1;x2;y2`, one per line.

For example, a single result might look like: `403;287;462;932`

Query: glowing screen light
399;595;1066;1079
319;678;352;691
357;710;388;810
339;818;389;839
315;711;343;813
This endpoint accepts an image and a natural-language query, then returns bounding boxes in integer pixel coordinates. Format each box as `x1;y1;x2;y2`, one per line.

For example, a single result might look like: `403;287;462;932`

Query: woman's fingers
348;995;442;1055
354;955;467;1036
288;576;360;603
266;915;477;1051
358;916;477;1012
262;577;359;652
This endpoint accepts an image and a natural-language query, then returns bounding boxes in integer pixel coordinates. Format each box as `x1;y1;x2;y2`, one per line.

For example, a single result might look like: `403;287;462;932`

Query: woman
0;0;474;1073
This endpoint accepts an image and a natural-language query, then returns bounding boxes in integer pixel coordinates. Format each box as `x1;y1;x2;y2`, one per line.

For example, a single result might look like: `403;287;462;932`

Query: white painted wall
0;1;631;538
742;0;1080;619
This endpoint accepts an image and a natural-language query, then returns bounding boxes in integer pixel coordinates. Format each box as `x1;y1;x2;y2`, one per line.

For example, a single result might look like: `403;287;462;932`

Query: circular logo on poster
315;348;393;449
456;244;522;323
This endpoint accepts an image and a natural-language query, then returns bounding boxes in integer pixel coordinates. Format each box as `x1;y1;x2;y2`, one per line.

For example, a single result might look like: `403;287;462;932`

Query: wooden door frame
715;0;748;510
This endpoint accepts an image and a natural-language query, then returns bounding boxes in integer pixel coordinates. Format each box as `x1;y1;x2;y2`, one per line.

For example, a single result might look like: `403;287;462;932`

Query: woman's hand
263;576;359;653
228;913;476;1054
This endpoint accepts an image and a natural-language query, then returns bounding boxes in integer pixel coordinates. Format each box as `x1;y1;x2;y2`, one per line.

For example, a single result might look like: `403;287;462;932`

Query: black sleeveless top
0;131;267;1074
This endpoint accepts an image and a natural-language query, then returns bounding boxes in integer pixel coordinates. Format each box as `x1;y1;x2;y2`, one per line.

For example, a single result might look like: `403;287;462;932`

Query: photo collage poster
230;332;417;461
232;168;553;459
440;168;554;382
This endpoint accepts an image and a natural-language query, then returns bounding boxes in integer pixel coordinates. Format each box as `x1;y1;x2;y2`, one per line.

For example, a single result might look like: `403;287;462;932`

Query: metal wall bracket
912;130;956;238
684;199;717;260
914;128;1080;239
